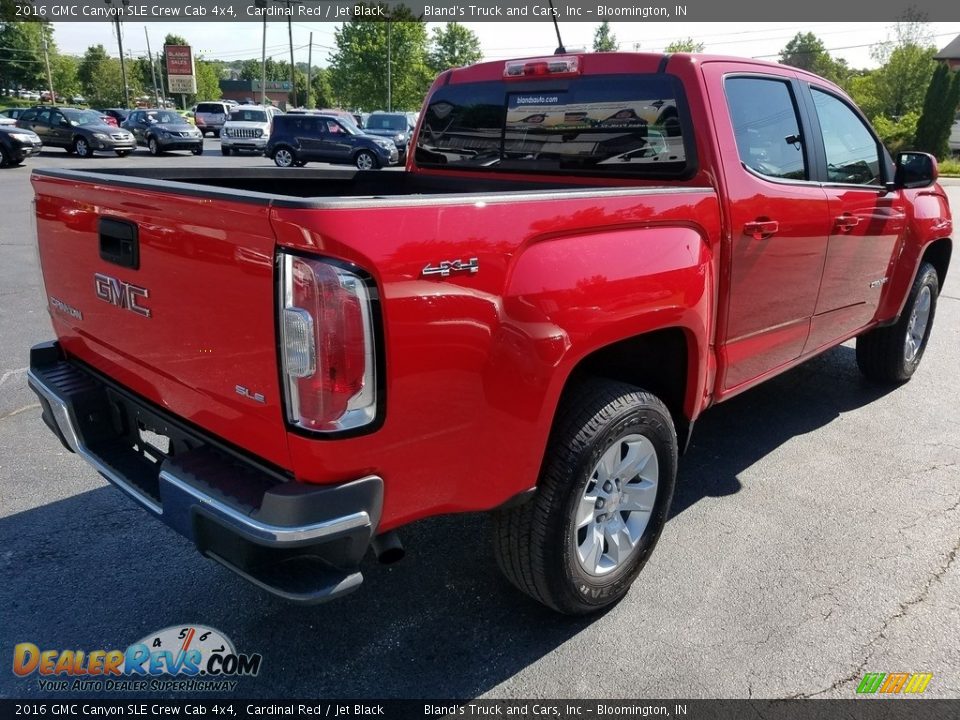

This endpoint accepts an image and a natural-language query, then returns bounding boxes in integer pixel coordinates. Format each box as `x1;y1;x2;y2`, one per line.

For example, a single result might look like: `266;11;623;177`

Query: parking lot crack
0;367;28;390
0;403;40;422
789;530;960;698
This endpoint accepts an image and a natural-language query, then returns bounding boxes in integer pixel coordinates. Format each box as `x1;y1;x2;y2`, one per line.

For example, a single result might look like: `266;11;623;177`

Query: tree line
0;6;483;112
2;7;957;156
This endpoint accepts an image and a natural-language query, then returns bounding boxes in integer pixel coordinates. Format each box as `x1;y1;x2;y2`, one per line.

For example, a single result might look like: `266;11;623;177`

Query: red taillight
280;253;376;433
504;56;580;79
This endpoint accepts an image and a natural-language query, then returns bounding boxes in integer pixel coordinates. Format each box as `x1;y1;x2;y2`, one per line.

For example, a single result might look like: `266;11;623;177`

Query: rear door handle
743;219;779;240
835;214;861;231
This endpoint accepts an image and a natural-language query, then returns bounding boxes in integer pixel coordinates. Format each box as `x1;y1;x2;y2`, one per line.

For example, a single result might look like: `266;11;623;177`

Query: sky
50;21;960;69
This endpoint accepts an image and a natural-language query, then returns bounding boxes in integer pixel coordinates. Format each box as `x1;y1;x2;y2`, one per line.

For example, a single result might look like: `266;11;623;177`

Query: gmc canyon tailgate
31;170;290;469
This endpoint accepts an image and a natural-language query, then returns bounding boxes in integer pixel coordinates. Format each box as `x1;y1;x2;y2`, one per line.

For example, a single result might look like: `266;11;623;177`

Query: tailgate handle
99;217;140;270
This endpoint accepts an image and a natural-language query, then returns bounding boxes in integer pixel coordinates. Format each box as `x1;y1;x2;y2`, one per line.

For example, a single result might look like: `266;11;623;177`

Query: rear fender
489;223;715;462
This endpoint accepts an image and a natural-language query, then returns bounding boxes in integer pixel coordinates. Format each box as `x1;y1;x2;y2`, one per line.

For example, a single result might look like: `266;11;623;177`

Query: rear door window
724;77;807;181
416;74;691;177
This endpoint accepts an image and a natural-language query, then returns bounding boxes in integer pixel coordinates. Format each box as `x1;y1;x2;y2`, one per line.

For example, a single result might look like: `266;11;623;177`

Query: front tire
856;262;939;383
148;137;160;156
192;146;203;156
115;150;130;157
74;138;93;158
0;145;11;168
355;150;378;170
492;379;677;615
221;146;231;156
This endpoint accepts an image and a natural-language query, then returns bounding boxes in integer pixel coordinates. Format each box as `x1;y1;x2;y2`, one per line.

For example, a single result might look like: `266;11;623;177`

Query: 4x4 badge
422;258;479;278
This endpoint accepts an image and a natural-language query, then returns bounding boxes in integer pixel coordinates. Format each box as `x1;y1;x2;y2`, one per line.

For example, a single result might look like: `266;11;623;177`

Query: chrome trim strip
159;470;372;544
28;368;375;544
27;369;164;516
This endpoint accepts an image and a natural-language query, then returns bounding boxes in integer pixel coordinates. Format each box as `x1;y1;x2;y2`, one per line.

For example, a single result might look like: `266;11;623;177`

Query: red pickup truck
29;52;952;614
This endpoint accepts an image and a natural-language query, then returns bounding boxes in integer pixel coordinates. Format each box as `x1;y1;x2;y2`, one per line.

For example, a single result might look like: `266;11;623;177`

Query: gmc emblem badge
94;273;151;318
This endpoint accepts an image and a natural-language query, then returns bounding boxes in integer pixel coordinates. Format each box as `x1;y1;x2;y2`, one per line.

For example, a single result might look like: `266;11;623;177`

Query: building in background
934;35;960;71
219;80;292;108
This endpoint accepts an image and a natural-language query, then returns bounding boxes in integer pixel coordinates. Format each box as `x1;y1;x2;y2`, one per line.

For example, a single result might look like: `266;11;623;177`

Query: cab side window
811;88;882;186
37;109;53;126
724;77;807;181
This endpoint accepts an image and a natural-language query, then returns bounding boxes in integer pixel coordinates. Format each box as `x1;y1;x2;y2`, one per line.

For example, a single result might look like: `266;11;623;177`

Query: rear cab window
196;103;227;114
415;73;693;178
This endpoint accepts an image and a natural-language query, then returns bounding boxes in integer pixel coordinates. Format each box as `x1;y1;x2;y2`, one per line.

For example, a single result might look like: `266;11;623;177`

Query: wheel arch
922;237;952;292
555;326;699;454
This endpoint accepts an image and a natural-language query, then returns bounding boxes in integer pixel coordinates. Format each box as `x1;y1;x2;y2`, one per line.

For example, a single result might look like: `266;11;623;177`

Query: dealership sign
164;44;196;95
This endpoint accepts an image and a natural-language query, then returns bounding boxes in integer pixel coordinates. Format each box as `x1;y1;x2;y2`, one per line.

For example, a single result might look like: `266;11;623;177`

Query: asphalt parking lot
0;141;958;700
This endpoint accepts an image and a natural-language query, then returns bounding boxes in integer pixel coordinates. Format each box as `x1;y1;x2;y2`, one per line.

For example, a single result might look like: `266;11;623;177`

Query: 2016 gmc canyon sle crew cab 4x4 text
29;53;952;614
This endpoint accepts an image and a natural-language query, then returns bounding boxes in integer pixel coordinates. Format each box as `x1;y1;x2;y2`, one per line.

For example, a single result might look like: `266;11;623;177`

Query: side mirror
894;151;938;190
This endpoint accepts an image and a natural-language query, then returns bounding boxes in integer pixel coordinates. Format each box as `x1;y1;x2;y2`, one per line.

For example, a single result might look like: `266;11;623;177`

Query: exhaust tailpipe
371;530;405;564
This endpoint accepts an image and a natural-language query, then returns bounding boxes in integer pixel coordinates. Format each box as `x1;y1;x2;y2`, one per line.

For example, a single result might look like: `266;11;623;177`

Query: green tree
329;18;432;111
194;59;222;101
778;32;848;84
664;38;704;53
592;21;618;52
872;45;936;120
865;14;937;120
0;20;49;92
78;45;140;107
49;53;79;101
238;57;289;83
428;22;482;74
310;67;332;108
914;64;960;158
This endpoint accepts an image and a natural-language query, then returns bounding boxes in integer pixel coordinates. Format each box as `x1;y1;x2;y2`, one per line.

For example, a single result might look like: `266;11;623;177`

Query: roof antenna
548;0;567;54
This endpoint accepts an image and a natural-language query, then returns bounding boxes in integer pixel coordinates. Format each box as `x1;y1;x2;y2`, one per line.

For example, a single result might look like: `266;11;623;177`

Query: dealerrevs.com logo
13;625;262;692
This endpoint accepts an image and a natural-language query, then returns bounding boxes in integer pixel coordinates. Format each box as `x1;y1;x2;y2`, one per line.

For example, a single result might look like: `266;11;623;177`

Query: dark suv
17;106;136;157
266;114;398;169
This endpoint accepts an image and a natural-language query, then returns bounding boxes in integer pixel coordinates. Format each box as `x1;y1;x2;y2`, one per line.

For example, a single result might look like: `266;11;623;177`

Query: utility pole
41;27;55;105
144;27;161;107
104;0;130;108
286;0;295;107
306;32;313;109
387;21;391;112
260;5;267;105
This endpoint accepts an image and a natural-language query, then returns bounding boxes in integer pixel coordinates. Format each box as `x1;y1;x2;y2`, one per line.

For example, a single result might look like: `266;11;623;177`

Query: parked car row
1;102;414;170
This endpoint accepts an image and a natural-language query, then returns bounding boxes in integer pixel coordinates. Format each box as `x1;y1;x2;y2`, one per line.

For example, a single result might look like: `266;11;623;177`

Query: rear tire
0;145;10;168
856;262;939;383
492;378;677;615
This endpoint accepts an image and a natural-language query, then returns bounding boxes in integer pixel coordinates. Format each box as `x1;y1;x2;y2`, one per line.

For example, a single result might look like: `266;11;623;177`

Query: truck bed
33;166;608;206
